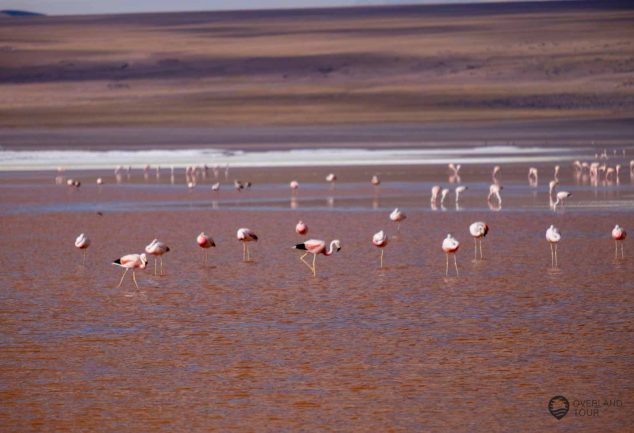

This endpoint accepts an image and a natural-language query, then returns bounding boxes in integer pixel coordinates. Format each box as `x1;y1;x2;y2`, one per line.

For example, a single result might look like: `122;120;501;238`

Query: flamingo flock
62;157;630;287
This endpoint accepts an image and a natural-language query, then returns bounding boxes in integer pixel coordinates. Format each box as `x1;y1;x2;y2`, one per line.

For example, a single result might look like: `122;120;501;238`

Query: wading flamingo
197;232;216;264
469;222;488;261
294;239;341;276
431;185;441;203
546;225;561;267
612;224;626;259
237;228;258;262
145;239;170;276
372;230;388;268
290;180;299;194
442;234;460;276
113;253;148;289
455;185;467;204
296;220;308;235
390;208;406;231
74;233;90;265
371;175;380;187
488;184;502;204
553;191;572;210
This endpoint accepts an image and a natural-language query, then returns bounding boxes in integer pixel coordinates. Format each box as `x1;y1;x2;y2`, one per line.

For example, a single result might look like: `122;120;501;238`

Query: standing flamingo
326;173;337;189
442;234;460;276
237;228;258;262
390;208;406;231
455;185;467;204
469;222;488;260
371;175;380;187
612;224;626;259
145;239;170;276
546;225;561;267
112;253;148;289
488;184;502;204
430;185;441;203
553;191;572;210
295;220;308;235
197;232;216;264
372;230;388;268
440;188;450;207
294;239;341;276
290;180;299;194
74;233;91;265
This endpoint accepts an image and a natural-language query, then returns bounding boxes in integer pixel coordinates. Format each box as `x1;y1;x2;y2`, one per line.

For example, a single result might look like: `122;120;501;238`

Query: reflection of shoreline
0;146;602;171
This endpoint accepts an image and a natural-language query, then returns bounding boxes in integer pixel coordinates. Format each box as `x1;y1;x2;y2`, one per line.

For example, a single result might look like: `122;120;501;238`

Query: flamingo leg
82;250;87;265
397;222;400;232
117;268;129;288
453;255;459;276
205;250;208;265
380;249;384;268
153;257;157;276
299;252;313;272
312;254;317;277
554;244;558;267
242;242;246;261
621;242;625;259
479;239;484;260
446;253;449;276
132;271;139;289
474;239;477;261
160;257;164;275
246;244;251;261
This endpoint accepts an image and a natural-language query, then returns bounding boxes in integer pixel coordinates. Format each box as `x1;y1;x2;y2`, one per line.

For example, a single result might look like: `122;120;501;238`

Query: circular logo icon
548;396;570;420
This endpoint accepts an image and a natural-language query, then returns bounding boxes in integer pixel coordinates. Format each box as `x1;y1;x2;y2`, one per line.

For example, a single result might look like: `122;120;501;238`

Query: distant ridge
0;10;45;17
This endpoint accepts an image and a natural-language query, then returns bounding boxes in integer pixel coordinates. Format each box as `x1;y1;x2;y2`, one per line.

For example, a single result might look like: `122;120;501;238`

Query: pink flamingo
546;225;561;267
326;173;337;189
442;234;460;276
197;232;216;264
294;239;341;276
390;208;406;231
145;239;170;276
372;230;388;268
290;180;299;194
488;184;502;204
296;220;308;235
430;185;441;203
237;228;258;261
112;253;148;289
371;175;380;187
553;191;572;210
612;224;626;258
74;233;91;265
469;222;488;260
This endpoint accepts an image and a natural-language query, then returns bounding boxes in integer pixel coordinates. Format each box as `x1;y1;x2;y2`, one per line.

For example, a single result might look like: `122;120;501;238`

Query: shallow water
0;163;633;432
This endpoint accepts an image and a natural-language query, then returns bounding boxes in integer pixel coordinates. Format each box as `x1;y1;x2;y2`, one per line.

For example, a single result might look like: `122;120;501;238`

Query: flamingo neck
325;240;337;256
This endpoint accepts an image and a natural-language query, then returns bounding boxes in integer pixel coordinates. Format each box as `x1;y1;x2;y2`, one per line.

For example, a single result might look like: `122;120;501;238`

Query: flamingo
290;180;299;194
197;232;216;264
546;225;561;267
145;239;170;276
492;165;501;182
294;239;341;276
371;175;380;187
528;167;538;187
448;163;461;176
74;233;90;265
553;191;572;210
442;234;460;276
372;230;388;268
234;180;244;191
469;222;488;261
211;182;220;191
440;188;450;207
430;185;441;203
549;180;559;197
553;165;560;181
112;253;148;289
390;208;406;231
612;224;626;259
237;228;258;262
488;184;502;204
455;186;467;203
326;173;337;189
96;178;103;185
296;220;308;235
